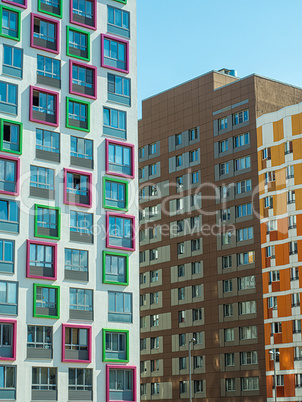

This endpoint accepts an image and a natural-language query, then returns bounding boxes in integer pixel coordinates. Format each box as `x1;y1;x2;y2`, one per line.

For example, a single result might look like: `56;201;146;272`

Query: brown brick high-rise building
138;69;302;401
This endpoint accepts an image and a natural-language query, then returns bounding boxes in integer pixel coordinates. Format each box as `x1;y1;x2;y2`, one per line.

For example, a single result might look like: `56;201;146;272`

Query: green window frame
102;328;129;363
34;204;61;240
66;26;90;62
102;250;129;286
66;97;90;132
103;177;128;212
112;0;127;4
0;6;21;41
33;283;60;319
0;119;22;155
38;0;63;18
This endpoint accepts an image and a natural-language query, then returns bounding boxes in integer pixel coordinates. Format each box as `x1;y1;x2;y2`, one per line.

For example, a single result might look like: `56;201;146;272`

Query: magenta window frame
2;0;27;9
30;13;60;54
0;319;17;361
26;239;57;281
29;85;59;127
101;34;129;74
105;138;135;179
69;0;97;31
63;168;92;208
106;211;136;252
69;60;97;100
0;154;20;196
106;364;137;402
62;323;92;363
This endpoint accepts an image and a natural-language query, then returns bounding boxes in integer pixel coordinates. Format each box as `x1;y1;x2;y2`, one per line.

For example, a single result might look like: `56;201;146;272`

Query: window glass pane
0;367;4;388
7;282;16;303
3;46;12;66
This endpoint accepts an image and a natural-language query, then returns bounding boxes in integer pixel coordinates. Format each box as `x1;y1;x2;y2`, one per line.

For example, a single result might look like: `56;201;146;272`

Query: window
192;332;202;345
151;382;159;395
0;119;21;155
69;287;92;316
233;109;249;125
0;156;19;196
189;149;198;163
239;326;257;340
34;284;59;319
192;308;202;321
70;60;96;99
220;208;230;221
223;280;232;293
264;196;273;209
70;136;93;167
70;211;93;240
148;143;157;155
31;14;59;53
27;240;57;280
219;162;229;176
220;185;230;199
225;353;234;366
3;45;22;79
178;288;185;300
140;338;146;351
38;0;62;18
289;241;298;255
177;220;184;233
139;251;145;263
0;239;14;274
268;296;277;309
67;97;90;132
179;333;186;346
177;242;184;255
149;185;158;197
179;357;186;370
0;320;16;360
236;227;253;241
37;55;60;88
219;139;228;152
225;378;235;391
285;140;293;155
150;314;159;327
236;202;252;218
271;322;282;335
102;34;129;73
108;5;130;38
138;147;144;159
149;164;157;176
68;368;92;396
34;205;60;240
0;6;20;41
30;86;59;126
103;107;126;139
193;356;203;369
288;215;296;229
292;293;300;307
0;81;18;115
108;291;132;323
218;117;227;130
224;328;234;342
238;275;255;290
64;169;91;207
151;359;159;372
236;179;251;194
63;324;91;363
192;284;201;298
103;251;128;285
222;256;232;269
176;198;183;211
223;304;233;317
189;128;198;141
178;310;185;323
0;199;19;233
241;351;258;366
192;261;201;274
66;26;90;61
269;270;280;283
294;347;302;361
150;270;158;283
286;165;294;179
287;190;295;204
241;377;259;391
104;178;128;212
239;300;257;315
0;281;17;316
30;167;55;202
291;267;299;281
179;381;187;394
106;139;134;178
107;213;134;251
2;0;26;7
108;73;131;106
221;231;232;245
27;326;52;356
36;128;59;161
191;171;199;184
32;367;57;395
65;248;88;280
264;171;275;184
175;133;182;146
234;133;250;148
150;337;159;349
71;0;96;29
178;265;185;277
150;292;158;305
234;156;251;171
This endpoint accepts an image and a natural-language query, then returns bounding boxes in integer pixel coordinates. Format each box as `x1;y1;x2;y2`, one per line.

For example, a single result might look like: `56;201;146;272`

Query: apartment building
138;69;302;401
0;0;139;401
258;103;302;400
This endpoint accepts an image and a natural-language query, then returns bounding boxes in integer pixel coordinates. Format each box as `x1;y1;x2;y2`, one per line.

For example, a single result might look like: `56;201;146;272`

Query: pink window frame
106;364;137;402
69;60;97;100
0;154;20;196
2;0;27;9
105;139;135;179
69;0;97;30
26;239;57;281
29;85;59;127
101;34;129;74
106;211;136;252
62;324;92;363
30;13;60;54
0;319;17;361
63;168;92;208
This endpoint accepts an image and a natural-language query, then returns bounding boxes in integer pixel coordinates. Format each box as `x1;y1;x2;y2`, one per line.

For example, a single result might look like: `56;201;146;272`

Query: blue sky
137;0;302;117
